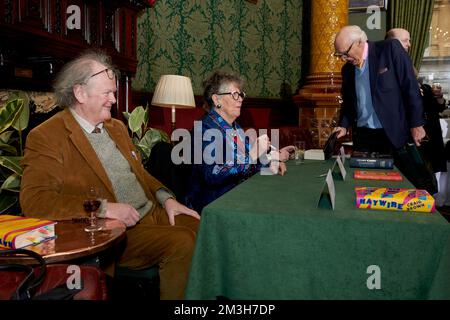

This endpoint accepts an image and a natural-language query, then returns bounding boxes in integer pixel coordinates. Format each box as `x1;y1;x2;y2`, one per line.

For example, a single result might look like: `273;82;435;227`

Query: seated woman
186;71;294;213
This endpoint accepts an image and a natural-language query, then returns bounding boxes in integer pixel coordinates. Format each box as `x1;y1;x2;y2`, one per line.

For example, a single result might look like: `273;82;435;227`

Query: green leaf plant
0;95;28;214
123;105;170;167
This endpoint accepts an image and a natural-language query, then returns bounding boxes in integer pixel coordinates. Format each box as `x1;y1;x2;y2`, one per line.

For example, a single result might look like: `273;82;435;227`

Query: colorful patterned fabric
186;109;263;213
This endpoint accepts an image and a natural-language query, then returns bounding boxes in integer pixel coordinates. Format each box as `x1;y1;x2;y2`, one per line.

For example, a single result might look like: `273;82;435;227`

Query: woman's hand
270;161;287;176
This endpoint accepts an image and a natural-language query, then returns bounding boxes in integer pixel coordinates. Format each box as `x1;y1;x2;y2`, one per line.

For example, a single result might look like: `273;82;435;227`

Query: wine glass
83;186;103;232
294;140;306;164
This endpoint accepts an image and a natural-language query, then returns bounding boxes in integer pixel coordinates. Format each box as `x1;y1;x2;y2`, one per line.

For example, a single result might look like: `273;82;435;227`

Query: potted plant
0;95;29;214
123;105;170;168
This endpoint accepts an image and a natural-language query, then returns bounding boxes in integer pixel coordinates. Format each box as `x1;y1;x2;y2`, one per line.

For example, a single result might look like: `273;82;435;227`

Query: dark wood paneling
0;0;150;119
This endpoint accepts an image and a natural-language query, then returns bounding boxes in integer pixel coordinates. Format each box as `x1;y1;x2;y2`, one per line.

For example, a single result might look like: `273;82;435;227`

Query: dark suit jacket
421;83;447;173
339;39;425;149
20;108;165;220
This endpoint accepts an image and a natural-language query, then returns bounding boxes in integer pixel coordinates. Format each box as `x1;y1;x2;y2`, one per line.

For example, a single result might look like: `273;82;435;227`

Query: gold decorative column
293;0;348;147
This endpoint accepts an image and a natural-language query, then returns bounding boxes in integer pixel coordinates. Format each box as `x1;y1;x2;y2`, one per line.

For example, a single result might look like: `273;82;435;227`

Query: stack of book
0;215;57;249
350;151;394;169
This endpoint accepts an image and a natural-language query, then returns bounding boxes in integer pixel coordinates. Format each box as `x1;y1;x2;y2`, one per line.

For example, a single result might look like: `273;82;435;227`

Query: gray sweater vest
86;130;153;219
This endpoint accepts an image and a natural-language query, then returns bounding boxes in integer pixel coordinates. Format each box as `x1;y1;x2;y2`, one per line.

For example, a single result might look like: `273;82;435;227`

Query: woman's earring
216;104;222;109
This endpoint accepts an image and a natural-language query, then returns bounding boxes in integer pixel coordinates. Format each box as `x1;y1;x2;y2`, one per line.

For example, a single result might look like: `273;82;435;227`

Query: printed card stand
317;169;336;210
332;156;347;181
340;146;346;165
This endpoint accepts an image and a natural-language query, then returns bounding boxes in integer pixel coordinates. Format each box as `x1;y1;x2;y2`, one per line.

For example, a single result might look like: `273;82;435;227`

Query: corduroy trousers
117;205;199;300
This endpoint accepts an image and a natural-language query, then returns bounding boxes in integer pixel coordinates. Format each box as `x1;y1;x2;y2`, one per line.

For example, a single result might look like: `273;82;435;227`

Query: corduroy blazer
20;108;165;220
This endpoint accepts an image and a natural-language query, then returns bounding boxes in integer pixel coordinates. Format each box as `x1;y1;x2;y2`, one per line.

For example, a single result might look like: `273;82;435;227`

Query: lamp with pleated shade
151;75;196;135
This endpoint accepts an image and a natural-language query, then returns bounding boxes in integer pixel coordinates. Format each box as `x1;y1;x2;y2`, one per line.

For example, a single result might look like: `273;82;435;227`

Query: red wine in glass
84;187;102;232
83;199;101;213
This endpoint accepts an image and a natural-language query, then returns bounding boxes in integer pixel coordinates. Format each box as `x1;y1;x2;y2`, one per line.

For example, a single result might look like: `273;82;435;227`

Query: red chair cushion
0;264;108;300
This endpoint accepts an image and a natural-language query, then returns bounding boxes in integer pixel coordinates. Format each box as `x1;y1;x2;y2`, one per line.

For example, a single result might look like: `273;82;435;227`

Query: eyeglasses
333;42;355;58
216;91;246;100
89;68;115;80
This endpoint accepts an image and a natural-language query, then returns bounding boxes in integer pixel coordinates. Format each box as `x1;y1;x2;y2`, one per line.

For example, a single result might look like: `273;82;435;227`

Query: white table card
340;146;346;165
317;169;336;210
332;156;347;181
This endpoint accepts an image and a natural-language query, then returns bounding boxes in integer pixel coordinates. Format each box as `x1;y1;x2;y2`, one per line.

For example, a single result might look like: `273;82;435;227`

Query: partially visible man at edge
387;27;448;203
386;28;411;52
19;50;200;300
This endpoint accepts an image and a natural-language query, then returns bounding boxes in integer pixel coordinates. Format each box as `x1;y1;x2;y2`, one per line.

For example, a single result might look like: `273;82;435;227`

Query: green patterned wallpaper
134;0;303;99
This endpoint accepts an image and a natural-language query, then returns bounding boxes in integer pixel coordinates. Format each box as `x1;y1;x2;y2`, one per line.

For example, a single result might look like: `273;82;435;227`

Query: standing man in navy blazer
332;25;426;153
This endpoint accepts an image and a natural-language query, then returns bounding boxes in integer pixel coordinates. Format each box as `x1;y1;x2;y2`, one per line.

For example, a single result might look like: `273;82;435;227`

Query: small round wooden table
0;219;126;264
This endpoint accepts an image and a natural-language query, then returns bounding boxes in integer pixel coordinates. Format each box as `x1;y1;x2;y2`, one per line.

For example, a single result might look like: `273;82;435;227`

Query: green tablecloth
185;160;450;300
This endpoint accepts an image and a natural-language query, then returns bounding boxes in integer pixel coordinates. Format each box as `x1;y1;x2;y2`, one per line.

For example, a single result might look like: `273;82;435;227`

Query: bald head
386;28;411;51
334;25;368;66
335;25;368;48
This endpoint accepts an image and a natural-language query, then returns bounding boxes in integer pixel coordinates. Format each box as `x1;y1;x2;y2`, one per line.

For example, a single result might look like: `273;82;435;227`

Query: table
185;160;450;300
0;219;126;264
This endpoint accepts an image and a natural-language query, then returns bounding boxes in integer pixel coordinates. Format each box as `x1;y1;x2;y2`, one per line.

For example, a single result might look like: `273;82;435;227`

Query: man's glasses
89;68;115;80
217;91;246;101
333;41;355;58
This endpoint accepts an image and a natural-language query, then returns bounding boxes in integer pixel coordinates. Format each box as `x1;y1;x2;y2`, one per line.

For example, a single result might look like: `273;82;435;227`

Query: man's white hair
346;25;368;43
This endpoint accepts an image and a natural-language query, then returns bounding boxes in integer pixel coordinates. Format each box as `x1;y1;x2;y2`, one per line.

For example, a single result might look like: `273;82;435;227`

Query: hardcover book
0;215;57;249
354;170;403;181
355;187;435;213
304;149;325;160
350;151;394;169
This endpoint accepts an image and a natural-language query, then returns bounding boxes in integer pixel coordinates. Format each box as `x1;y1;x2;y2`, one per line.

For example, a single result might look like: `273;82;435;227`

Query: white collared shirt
69;108;104;134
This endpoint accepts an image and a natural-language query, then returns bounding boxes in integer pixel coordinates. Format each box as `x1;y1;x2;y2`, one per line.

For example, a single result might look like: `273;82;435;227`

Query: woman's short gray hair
53;50;119;108
202;71;244;111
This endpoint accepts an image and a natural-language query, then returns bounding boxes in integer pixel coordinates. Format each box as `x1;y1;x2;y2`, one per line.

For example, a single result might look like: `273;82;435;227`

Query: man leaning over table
332;25;433;193
332;25;425;152
19;50;200;300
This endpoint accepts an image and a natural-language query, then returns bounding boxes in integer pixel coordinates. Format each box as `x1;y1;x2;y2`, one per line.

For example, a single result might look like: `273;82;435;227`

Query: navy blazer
339;39;425;149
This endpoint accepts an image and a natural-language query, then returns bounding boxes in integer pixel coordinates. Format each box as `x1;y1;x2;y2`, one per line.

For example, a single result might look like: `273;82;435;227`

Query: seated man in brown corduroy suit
20;50;200;300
